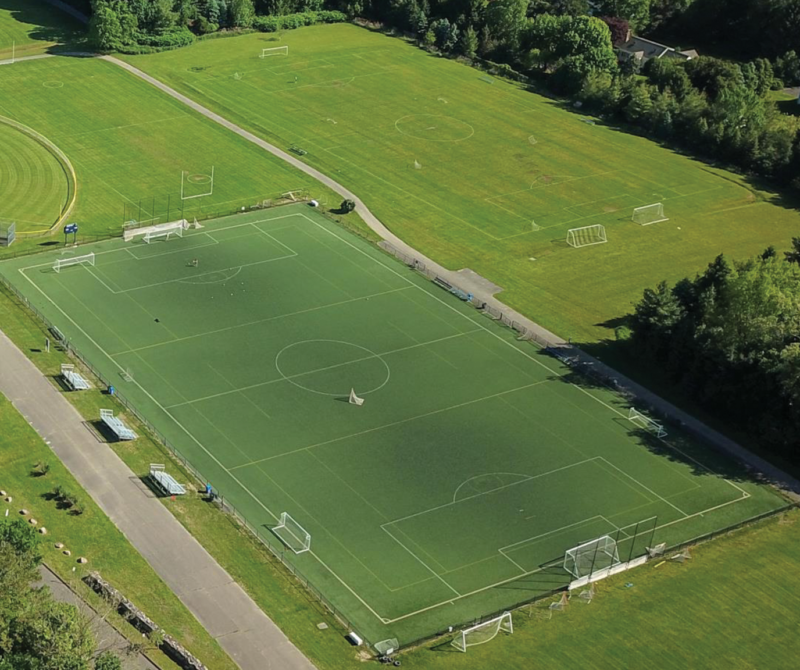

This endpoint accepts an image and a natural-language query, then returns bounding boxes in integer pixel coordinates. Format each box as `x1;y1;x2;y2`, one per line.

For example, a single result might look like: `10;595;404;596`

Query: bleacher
61;364;90;391
149;464;186;496
100;409;136;441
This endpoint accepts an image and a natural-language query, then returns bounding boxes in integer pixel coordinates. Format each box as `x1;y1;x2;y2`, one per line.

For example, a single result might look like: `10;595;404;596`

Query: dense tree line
0;518;123;670
579;55;800;185
630;245;800;459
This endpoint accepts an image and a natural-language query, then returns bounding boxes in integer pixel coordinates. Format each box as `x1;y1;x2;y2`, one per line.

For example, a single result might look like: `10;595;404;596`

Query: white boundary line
5;207;765;628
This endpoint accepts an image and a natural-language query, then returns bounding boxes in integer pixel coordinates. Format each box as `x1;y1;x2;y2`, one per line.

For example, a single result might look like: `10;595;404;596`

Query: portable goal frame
566;224;607;248
260;46;288;58
53;253;95;273
451;612;513;652
632;203;668;226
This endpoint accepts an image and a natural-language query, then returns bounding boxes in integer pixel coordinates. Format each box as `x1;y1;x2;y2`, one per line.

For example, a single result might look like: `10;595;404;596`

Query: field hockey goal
451;612;513;652
273;512;311;554
566;224;607;248
632;203;667;225
54;253;95;273
564;535;620;579
261;46;288;58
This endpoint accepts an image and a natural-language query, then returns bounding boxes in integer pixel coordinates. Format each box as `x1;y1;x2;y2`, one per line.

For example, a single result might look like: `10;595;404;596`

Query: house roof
617;36;697;62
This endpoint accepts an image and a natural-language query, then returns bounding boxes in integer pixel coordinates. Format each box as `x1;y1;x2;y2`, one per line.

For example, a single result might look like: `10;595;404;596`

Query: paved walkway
0;330;315;670
37;564;160;670
106;56;800;497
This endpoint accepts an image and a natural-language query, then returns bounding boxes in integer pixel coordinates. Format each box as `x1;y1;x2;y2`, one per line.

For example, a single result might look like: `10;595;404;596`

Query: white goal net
452;612;513;652
628;407;667;437
273;512;311;554
564;535;620;579
261;46;288;58
124;219;187;243
632;203;667;225
54;253;95;273
566;224;607;248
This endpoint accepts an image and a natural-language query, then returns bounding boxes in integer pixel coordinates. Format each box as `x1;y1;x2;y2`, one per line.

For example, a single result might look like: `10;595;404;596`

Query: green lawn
0;54;368;244
0;393;238;670
0;204;787;646
0;0;82;60
121;24;800;342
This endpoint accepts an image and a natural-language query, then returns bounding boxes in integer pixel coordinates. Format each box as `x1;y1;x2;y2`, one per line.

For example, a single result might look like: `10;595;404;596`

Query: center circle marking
275;339;390;396
395;114;474;142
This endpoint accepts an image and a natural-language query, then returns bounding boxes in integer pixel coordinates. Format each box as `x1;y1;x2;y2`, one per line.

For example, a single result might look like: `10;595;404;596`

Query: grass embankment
0;393;237;670
0;54;375;248
122;23;800;343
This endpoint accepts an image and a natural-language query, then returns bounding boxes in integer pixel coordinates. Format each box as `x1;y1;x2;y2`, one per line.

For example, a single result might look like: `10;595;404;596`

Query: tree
775;50;800;86
229;0;255;27
94;652;123;670
340;199;356;213
600;0;650;30
430;18;459;51
630;280;685;357
89;1;124;50
785;237;800;264
485;0;528;56
0;518;42;560
459;25;479;58
600;16;630;46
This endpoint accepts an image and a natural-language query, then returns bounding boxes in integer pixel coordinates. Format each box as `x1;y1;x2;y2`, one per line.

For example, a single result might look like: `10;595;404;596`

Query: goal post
451;612;513;652
566;224;607;248
564;535;620;579
632;203;667;225
260;46;288;58
273;512;311;554
124;219;187;243
53;253;95;273
628;407;667;438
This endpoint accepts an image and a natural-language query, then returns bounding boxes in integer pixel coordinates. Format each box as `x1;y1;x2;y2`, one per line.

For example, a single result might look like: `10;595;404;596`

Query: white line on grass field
381;526;461;597
12;206;760;629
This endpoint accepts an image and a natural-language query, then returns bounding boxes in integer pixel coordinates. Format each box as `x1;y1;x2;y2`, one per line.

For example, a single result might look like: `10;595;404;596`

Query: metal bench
100;409;136;441
61;364;90;391
149;464;185;496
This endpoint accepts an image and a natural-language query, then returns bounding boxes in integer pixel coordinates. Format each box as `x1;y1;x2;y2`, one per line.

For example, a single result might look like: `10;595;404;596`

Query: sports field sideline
0;204;786;644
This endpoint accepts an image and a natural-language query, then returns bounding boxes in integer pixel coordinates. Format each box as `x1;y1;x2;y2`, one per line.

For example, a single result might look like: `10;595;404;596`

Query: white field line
382;526;461;597
11;206;762;628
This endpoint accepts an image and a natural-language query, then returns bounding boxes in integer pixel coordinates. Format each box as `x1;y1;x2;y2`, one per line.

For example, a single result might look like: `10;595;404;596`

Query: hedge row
252;11;348;33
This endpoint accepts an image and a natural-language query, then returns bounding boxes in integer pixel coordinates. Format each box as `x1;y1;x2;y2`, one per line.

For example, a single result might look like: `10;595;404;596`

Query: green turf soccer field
125;24;800;342
0;204;787;645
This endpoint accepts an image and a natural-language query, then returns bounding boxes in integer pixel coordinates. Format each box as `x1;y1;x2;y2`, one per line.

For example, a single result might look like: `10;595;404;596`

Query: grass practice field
0;204;787;645
125;24;800;342
0;0;81;61
0;117;70;231
0;55;338;241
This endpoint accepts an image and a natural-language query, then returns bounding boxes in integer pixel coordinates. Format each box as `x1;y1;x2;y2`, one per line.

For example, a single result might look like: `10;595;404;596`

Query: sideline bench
100;409;136;441
149;464;185;496
61;364;90;391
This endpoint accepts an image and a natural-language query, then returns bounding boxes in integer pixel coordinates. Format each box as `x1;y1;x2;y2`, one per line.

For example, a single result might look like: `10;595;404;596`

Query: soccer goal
632;203;667;225
349;389;365;406
54;253;95;273
564;535;620;579
273;512;311;554
628;407;667;438
124;220;187;243
566;224;607;248
451;612;513;652
260;46;288;58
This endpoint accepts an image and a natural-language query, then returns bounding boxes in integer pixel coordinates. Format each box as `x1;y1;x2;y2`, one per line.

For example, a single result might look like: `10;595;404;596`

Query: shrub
31;462;50;477
340;199;356;213
252;11;347;34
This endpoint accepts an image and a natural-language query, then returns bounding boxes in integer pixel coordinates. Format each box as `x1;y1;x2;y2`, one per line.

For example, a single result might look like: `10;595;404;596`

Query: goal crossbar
451;612;513;652
273;512;311;554
566;224;607;248
564;535;620;579
124;219;187;243
54;253;95;273
628;407;667;438
632;203;668;226
260;46;288;58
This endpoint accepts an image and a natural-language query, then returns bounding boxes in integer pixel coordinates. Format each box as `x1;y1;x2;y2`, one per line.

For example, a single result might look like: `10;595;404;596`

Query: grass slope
0;393;238;670
122;24;800;342
0;0;82;60
0;55;369;243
